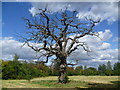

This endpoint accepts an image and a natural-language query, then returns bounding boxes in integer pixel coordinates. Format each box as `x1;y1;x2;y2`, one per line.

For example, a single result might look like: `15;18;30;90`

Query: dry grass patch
2;76;120;88
69;76;119;84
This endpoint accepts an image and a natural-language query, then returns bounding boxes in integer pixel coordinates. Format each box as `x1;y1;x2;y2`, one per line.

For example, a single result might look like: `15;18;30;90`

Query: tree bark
58;59;68;83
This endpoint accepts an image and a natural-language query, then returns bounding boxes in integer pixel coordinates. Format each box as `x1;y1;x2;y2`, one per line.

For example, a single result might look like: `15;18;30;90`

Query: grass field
2;76;120;88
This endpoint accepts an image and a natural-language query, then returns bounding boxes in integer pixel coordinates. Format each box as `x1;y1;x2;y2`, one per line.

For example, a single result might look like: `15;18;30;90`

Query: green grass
2;76;120;88
31;80;88;88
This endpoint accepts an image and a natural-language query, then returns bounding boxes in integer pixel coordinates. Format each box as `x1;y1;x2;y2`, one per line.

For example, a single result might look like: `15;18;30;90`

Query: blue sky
2;2;31;38
1;1;119;67
2;2;118;48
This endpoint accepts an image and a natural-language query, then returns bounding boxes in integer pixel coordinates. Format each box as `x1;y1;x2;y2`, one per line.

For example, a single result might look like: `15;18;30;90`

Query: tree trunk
58;59;68;83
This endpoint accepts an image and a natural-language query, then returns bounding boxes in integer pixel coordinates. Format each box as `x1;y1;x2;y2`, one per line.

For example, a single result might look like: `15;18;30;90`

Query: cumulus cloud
99;29;113;41
98;42;111;50
28;2;118;24
67;29;118;67
75;29;113;51
0;37;43;60
77;2;118;24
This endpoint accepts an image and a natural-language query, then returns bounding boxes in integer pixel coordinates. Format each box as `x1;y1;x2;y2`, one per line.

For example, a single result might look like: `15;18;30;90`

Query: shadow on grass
31;80;87;88
31;80;120;89
76;81;120;89
2;80;120;90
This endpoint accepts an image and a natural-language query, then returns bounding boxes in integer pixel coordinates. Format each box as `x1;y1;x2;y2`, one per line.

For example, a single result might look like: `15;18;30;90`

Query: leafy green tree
84;65;87;70
23;63;38;82
35;62;51;76
82;65;88;76
2;58;51;80
0;60;2;79
67;67;76;76
2;60;21;79
13;54;19;61
86;67;98;75
106;61;113;76
107;61;112;70
75;66;83;71
98;64;107;75
113;62;120;75
82;67;98;76
49;59;60;76
75;66;83;75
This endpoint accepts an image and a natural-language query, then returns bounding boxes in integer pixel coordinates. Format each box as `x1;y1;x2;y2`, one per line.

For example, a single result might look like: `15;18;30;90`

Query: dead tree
22;8;100;83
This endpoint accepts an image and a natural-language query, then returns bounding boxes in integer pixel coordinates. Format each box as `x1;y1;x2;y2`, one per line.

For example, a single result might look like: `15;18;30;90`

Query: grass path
2;76;120;88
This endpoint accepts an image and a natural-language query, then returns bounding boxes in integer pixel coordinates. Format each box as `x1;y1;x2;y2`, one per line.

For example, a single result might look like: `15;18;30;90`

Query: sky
0;0;119;68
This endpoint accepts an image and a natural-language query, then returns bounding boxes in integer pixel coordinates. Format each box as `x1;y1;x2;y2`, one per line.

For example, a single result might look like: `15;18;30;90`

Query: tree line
1;55;120;81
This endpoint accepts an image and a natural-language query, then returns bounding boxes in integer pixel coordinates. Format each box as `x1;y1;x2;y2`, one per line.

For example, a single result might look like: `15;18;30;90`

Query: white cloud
74;29;112;52
99;54;112;60
0;37;42;60
29;7;39;17
99;29;113;41
77;2;118;24
67;29;118;67
28;2;118;24
98;42;111;50
0;29;118;67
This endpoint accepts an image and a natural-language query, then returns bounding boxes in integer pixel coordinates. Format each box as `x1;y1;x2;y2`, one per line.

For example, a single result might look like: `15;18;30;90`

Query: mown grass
2;76;120;88
31;80;88;88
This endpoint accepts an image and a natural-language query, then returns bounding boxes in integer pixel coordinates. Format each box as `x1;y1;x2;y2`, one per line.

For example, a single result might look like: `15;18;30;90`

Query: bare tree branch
21;8;101;67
